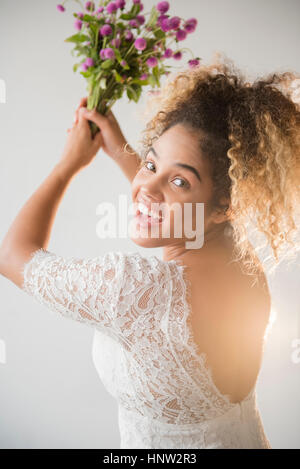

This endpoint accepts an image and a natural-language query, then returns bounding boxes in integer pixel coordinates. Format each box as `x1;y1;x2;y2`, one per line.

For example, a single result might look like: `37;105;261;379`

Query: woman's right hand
72;97;128;160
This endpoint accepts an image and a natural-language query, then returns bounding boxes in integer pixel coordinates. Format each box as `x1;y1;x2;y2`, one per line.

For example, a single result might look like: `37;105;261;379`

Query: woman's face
130;124;225;250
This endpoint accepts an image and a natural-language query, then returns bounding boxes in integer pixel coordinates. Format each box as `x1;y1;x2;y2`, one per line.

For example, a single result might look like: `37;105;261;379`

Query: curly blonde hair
135;52;300;281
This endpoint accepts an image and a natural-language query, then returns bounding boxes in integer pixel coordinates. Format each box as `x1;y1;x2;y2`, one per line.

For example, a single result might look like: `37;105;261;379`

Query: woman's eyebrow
148;146;202;182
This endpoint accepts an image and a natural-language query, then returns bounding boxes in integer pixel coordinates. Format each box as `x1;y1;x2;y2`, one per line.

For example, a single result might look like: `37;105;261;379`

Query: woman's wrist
54;161;80;183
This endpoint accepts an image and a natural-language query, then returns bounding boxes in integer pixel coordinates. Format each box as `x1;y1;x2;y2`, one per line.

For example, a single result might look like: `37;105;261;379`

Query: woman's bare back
183;257;271;404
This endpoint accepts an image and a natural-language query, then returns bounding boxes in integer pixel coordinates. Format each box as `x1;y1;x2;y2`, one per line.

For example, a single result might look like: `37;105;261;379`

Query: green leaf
100;59;114;69
131;78;148;86
120;13;134;20
80;70;93;78
154;29;166;40
148;75;157;88
112;69;123;83
146;6;159;29
131;4;140;16
82;14;98;23
126;85;138;102
65;33;89;43
113;48;122;63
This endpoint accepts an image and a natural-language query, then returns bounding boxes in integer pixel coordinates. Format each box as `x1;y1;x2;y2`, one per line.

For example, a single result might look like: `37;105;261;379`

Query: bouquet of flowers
57;0;200;136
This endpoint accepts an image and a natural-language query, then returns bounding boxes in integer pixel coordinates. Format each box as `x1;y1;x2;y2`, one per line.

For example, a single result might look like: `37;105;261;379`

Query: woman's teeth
137;202;163;221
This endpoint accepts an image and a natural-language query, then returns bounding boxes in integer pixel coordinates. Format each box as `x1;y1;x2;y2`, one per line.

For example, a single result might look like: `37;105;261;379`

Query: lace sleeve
21;247;142;349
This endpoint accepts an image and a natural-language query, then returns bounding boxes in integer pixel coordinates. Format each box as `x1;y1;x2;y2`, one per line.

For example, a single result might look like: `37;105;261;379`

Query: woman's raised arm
74;98;142;184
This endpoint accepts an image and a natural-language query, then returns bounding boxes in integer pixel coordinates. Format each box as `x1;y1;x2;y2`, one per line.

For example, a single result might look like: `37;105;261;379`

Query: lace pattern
22;248;271;448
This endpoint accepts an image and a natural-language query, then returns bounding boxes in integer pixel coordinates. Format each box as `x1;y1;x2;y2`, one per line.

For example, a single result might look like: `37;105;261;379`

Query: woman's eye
173;178;189;189
143;160;155;171
142;160;190;189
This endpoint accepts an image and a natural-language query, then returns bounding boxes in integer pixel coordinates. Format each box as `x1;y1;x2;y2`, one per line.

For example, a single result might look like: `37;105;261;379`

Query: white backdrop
0;0;299;449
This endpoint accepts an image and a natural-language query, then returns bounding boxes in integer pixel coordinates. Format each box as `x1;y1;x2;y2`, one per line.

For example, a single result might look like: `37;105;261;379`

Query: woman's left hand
59;104;103;175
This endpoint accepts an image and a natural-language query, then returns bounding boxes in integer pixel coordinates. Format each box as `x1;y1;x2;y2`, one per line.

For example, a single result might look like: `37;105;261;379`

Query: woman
0;54;299;449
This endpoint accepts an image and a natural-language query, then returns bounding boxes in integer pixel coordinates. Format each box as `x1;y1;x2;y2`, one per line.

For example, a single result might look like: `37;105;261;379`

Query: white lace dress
21;248;272;449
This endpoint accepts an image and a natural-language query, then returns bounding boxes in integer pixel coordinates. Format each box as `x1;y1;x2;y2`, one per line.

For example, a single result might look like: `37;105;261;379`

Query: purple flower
136;15;145;25
163;48;173;58
134;37;147;50
106;2;117;14
96;7;104;13
100;24;113;36
120;59;128;67
81;62;89;71
169;16;181;29
115;0;126;8
157;14;168;26
99;49;107;60
176;29;187;41
57;4;65;12
140;73;148;80
85;1;94;11
124;30;134;41
129;19;139;28
74;19;83;30
188;59;200;68
133;0;141;3
139;3;144;11
173;51;182;60
104;47;115;59
161;18;171;32
146;56;158;68
85;57;94;67
156;1;169;14
111;37;121;47
76;12;84;18
184;18;198;33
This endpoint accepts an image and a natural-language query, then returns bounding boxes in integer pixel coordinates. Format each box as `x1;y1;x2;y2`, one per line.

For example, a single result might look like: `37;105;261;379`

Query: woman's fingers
74;97;88;124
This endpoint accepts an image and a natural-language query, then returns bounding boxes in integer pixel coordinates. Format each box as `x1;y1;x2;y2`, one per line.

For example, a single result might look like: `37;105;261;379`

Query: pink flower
85;57;94;67
136;15;145;25
173;51;182;60
57;4;65;12
120;59;128;67
115;0;126;8
81;62;89;71
146;56;158;68
161;18;171;32
157;14;168;26
106;2;117;14
129;19;139;28
184;18;198;33
100;24;113;36
124;30;134;41
85;1;95;11
156;1;169;14
188;59;200;68
104;47;115;59
111;37;121;47
77;12;84;18
169;16;180;29
140;73;148;80
134;37;147;50
176;29;187;41
74;19;82;30
133;0;141;3
163;48;173;58
96;7;104;13
99;49;107;60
